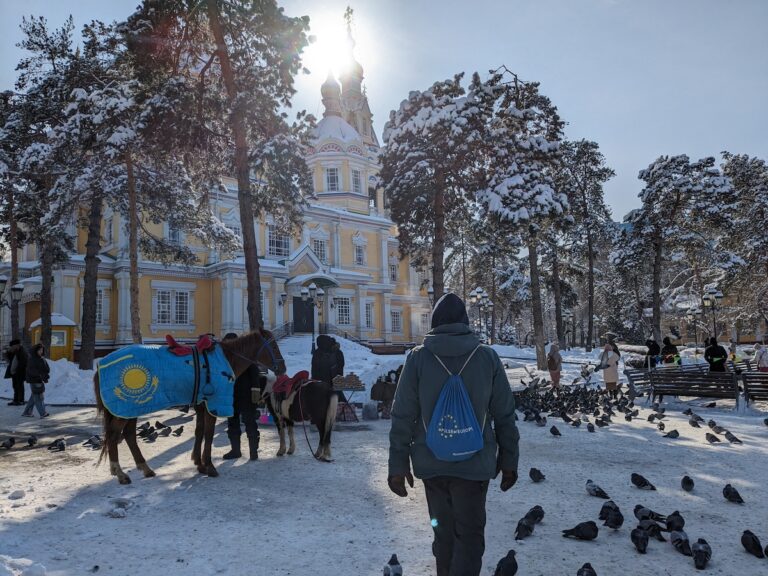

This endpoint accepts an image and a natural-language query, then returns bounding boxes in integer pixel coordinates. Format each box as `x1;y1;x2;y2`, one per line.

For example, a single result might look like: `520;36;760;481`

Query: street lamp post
563;310;574;349
302;282;325;353
686;307;703;353
702;288;724;341
0;276;24;353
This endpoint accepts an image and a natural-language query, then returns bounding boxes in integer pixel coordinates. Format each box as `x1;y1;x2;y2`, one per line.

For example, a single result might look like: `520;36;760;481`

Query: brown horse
94;330;285;484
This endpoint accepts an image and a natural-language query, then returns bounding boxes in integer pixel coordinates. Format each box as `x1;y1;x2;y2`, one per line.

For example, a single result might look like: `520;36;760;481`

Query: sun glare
302;10;375;80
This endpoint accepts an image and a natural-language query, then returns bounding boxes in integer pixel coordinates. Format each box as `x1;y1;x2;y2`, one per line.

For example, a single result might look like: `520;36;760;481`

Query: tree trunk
551;244;564;349
8;188;20;340
126;151;142;343
490;253;496;344
527;233;546;370
586;229;595;352
652;233;663;342
79;196;103;370
38;241;54;351
207;0;263;331
461;229;467;301
431;176;446;301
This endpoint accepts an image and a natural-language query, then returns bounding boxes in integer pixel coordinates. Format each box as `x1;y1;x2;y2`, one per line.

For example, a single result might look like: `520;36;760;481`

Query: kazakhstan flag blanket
97;344;235;419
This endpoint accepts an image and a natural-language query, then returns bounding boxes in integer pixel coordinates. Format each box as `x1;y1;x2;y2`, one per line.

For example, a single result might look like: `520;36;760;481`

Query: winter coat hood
663;337;672;346
316;334;335;352
423;323;480;357
430;293;469;329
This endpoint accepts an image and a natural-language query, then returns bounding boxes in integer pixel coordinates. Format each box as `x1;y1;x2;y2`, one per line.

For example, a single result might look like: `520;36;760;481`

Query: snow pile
0;555;47;576
0;359;95;405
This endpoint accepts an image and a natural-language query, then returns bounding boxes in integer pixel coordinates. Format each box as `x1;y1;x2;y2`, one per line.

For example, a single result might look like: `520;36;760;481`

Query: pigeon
142;431;158;443
383;554;402;576
603;507;624;530
740;530;764;558
764;417;768;427
634;505;666;522
47;438;66;452
571;419;582;428
1;436;17;450
665;511;685;532
671;530;693;556
154;420;169;429
83;435;103;450
586;480;610;499
692;538;711;570
171;426;184;437
723;483;744;504
624;413;633;422
550;425;561;437
681;475;694;492
657;422;665;431
138;426;155;438
631;527;649;553
137;421;150;431
598;500;620;521
637;519;667;542
586;423;595;433
707;419;717;429
493;549;517;576
724;431;742;444
594;419;609;428
577;563;597;576
647;414;656;423
663;429;679;439
524;505;544;525
515;517;535;540
27;434;37;447
631;473;656;491
711;425;726;435
535;415;547;427
562;521;599;540
529;468;546;483
704;401;716;408
705;432;720;444
158;427;172;437
688;418;701;428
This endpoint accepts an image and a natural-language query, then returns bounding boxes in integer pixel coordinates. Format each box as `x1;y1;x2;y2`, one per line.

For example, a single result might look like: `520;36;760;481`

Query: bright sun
302;10;373;80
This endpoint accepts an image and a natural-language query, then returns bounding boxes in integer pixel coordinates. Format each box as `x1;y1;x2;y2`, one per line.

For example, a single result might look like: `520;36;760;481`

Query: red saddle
166;334;215;357
273;370;310;395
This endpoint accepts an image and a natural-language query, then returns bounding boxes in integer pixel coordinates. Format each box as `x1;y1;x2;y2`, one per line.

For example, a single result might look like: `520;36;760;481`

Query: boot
223;434;241;460
247;432;260;461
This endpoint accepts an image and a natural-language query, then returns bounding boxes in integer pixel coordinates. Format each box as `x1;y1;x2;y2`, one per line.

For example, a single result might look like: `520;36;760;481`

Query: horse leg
287;421;296;455
106;415;131;484
202;411;218;477
321;392;339;461
270;396;286;456
192;404;205;472
122;418;155;478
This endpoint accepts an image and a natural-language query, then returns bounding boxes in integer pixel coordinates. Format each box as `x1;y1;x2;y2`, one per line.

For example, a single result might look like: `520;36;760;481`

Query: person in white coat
754;343;768;373
599;343;621;399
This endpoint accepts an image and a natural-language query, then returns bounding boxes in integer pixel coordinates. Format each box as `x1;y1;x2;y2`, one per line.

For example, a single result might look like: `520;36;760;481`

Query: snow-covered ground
1;395;767;575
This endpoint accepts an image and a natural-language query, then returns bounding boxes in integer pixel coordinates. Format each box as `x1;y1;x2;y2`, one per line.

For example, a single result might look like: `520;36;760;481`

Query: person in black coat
704;337;728;372
4;339;28;405
645;339;660;369
660;337;679;365
221;333;262;461
21;343;49;418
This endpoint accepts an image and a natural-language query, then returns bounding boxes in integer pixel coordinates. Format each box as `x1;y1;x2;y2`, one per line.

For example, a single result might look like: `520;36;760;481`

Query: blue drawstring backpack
424;346;486;462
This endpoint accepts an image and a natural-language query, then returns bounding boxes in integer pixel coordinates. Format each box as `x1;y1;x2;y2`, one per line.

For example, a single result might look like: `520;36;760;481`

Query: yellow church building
1;39;431;356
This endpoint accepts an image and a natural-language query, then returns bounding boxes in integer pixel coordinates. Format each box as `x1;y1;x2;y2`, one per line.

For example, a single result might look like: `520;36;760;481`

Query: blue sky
2;0;766;219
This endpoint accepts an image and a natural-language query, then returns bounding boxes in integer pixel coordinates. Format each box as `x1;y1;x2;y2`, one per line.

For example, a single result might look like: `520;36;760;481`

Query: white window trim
351;169;362;194
325;167;340;192
164;222;184;245
312;238;329;264
391;308;404;334
267;225;291;258
354;244;367;267
150;281;196;333
365;301;375;330
336;296;353;326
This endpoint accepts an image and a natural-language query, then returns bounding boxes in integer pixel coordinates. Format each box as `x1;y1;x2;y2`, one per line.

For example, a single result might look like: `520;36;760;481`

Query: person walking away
704;337;728;372
754;343;768;373
660;337;680;365
547;344;562;390
645;339;660;370
21;343;49;418
4;339;28;406
388;293;520;576
221;333;262;460
599;343;621;399
728;339;738;361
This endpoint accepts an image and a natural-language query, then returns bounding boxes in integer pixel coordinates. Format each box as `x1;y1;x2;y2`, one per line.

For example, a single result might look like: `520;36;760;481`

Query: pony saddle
166;334;215;357
273;370;310;401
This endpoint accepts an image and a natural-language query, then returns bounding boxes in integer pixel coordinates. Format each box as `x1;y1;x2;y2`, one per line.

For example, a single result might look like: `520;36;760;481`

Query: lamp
317;287;325;305
308;282;317;300
300;287;309;301
278;292;288;307
11;285;22;303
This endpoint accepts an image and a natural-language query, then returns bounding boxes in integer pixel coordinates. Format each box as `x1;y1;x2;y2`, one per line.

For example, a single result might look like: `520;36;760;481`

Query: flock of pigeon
0;420;184;456
487;382;768;575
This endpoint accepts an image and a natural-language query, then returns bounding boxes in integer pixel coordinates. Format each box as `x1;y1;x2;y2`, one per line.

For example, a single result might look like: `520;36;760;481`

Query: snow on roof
29;313;77;328
314;115;362;144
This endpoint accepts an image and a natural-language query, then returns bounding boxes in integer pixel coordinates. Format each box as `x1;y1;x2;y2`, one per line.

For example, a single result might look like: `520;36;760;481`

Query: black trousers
423;476;489;576
12;375;25;403
227;384;259;448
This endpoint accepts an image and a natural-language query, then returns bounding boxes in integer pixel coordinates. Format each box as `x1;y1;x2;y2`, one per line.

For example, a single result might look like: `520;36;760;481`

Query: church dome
321;72;341;99
314;115;362;144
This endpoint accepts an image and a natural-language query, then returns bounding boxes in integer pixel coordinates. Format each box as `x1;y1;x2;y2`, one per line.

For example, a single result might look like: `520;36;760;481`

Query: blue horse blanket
97;344;235;419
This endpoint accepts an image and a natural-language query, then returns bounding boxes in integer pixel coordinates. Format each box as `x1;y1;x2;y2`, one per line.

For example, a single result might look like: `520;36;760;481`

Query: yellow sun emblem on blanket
114;363;159;405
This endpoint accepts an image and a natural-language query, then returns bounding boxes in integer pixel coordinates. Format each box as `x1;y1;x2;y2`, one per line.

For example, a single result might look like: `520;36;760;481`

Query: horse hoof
206;466;219;477
118;475;132;485
143;469;156;478
197;465;207;474
287;448;295;455
276;449;286;457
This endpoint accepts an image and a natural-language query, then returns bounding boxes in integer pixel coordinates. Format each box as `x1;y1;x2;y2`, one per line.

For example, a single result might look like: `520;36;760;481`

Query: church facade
1;37;432;353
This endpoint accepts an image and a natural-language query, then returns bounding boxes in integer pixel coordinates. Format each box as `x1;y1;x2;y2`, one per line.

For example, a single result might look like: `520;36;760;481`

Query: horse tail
324;391;338;442
94;372;108;466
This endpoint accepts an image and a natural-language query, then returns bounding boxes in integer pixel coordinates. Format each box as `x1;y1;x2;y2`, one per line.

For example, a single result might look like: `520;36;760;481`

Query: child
21;343;50;418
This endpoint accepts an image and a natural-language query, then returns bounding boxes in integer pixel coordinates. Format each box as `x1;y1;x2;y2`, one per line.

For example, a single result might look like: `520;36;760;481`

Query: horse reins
297;386;332;463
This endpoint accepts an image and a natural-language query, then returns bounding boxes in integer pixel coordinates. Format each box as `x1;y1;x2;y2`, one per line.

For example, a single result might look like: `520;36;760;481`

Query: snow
28;314;76;328
0;390;767;575
314;115;362;144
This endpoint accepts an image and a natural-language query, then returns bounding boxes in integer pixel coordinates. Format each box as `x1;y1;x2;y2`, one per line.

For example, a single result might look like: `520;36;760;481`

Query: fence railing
320;323;367;346
271;322;294;341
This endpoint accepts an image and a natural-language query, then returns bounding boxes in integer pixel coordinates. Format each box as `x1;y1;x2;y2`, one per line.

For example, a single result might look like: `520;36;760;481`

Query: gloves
387;471;414;497
500;470;518;492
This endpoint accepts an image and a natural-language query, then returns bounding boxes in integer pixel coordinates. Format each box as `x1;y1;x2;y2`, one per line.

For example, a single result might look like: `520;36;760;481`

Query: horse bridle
225;334;287;376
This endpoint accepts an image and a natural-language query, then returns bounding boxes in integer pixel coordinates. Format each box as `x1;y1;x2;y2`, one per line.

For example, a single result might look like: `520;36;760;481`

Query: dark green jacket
388;323;520;481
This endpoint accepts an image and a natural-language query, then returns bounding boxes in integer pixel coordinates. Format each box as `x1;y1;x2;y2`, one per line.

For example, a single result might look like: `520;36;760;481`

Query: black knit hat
9;339;20;346
223;333;239;341
430;293;470;329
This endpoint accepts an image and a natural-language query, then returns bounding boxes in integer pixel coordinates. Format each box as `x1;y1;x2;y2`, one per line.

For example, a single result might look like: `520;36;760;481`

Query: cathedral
0;23;430;357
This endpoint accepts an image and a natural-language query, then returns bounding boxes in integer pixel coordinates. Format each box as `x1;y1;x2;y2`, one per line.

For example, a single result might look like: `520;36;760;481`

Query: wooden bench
728;359;753;374
649;369;740;406
624;368;651;396
743;372;768;405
